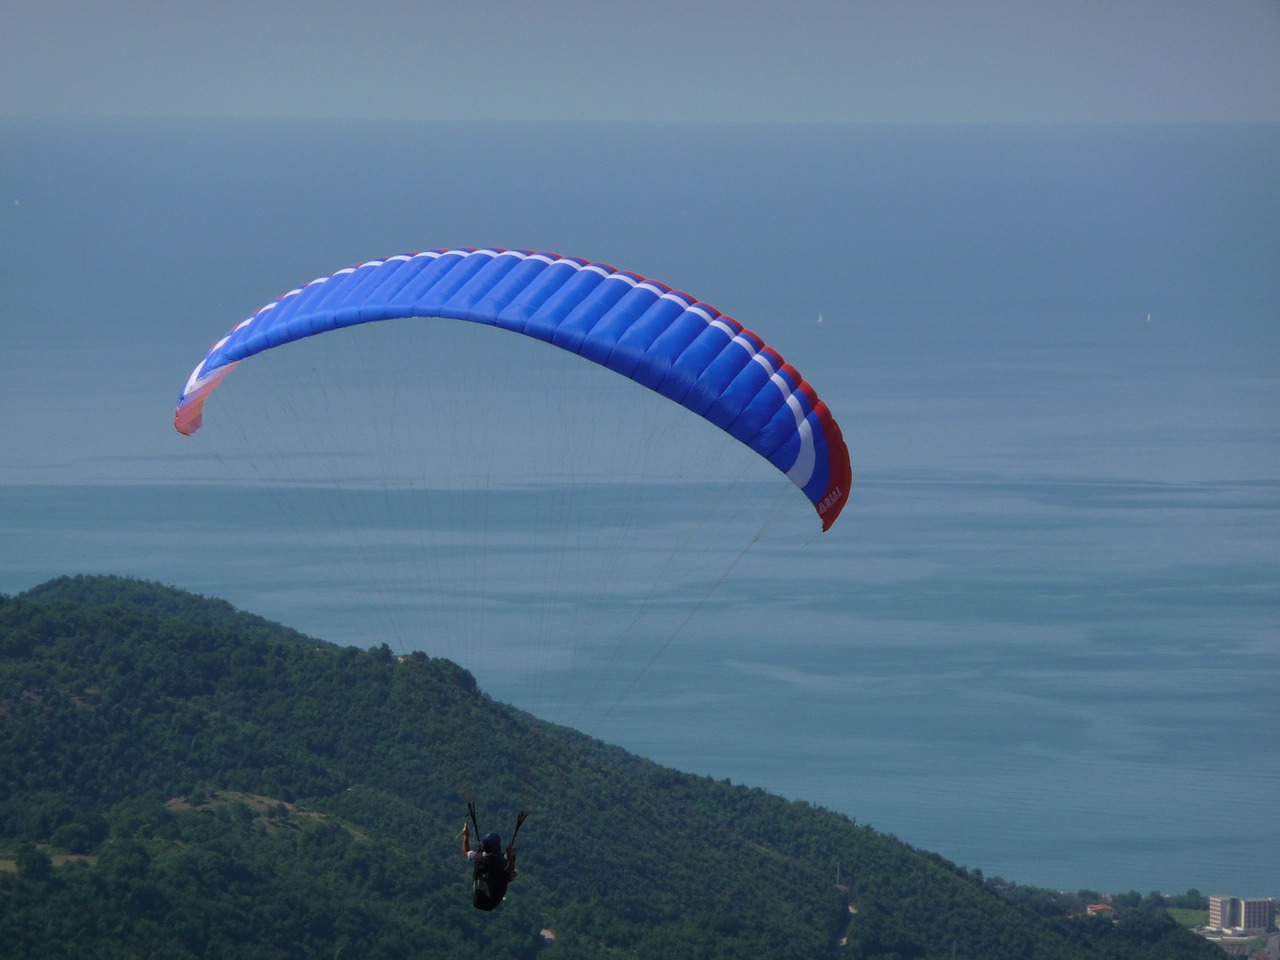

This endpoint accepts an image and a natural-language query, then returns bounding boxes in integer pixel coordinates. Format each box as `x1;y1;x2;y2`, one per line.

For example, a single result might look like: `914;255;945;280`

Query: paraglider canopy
176;248;851;530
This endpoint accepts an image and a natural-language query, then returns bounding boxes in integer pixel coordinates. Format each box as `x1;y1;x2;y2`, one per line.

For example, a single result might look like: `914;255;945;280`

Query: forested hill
0;575;1217;960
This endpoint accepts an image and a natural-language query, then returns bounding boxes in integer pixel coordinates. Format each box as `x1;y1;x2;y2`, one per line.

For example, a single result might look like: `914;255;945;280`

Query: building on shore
1207;895;1276;933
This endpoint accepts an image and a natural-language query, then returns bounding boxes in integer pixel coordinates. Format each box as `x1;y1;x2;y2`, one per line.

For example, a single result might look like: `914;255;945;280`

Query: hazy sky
5;0;1278;122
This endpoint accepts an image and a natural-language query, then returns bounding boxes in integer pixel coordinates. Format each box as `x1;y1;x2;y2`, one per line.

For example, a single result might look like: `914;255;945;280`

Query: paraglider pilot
463;803;524;911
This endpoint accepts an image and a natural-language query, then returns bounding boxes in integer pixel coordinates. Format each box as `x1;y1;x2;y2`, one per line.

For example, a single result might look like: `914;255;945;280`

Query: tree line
0;576;1221;959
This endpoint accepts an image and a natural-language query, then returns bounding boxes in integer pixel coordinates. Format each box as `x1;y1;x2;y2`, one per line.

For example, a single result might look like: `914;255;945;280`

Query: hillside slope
0;575;1217;959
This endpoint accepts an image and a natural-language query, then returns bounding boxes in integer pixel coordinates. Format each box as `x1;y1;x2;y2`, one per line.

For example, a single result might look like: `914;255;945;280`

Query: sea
1;118;1277;897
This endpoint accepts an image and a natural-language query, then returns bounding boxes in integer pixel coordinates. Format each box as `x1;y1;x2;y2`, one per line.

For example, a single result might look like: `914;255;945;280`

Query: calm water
2;119;1277;895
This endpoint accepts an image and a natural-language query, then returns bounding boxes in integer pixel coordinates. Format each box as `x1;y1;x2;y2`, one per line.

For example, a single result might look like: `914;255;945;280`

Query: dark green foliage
0;576;1222;959
15;842;52;880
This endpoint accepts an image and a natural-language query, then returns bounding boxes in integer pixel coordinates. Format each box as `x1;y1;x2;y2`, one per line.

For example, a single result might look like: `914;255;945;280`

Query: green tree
15;842;52;880
0;575;1227;960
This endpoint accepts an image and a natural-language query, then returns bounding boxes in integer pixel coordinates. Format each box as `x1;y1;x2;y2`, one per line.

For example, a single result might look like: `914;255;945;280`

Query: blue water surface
2;118;1276;895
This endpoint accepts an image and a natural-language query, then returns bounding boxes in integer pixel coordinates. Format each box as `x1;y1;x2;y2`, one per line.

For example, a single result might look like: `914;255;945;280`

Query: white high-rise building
1208;895;1234;929
1208;895;1275;933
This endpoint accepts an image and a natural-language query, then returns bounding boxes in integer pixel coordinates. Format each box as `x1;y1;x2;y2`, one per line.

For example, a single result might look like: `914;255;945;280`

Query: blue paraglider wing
176;248;851;530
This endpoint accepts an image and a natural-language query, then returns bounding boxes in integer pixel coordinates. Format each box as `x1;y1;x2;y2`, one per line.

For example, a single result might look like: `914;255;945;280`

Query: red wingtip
814;406;852;531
